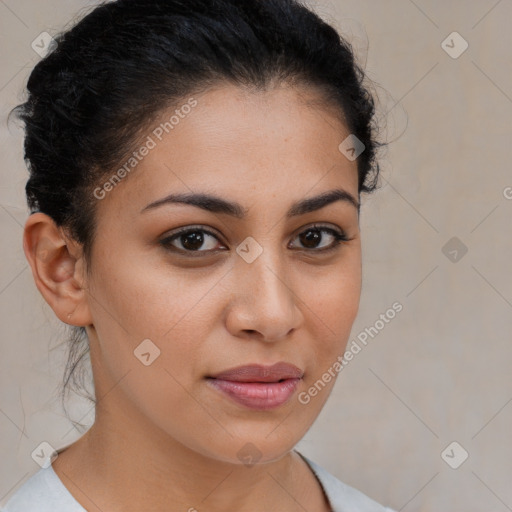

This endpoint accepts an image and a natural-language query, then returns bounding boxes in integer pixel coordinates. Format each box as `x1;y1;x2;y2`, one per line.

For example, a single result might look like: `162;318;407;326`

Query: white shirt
1;451;396;512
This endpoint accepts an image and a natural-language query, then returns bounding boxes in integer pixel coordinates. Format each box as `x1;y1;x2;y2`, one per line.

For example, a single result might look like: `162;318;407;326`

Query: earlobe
22;212;93;327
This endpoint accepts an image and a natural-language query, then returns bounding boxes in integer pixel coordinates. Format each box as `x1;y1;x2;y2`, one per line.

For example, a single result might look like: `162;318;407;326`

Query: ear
23;212;93;327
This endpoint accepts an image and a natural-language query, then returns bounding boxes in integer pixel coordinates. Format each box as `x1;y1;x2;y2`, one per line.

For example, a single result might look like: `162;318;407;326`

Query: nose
224;249;304;342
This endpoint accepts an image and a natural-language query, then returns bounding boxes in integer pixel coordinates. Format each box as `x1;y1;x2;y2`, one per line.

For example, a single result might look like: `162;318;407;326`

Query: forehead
94;83;359;219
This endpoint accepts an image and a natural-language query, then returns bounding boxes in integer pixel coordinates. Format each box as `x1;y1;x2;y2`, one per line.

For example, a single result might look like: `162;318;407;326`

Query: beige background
1;1;511;510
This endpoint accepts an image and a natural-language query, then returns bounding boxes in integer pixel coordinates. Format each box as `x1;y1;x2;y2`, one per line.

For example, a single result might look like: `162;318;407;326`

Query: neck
53;398;321;512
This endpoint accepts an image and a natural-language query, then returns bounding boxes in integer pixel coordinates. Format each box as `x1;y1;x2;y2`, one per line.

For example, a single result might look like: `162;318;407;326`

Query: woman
2;0;395;510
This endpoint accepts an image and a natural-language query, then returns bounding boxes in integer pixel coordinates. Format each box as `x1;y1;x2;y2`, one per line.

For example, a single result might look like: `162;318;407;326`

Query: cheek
308;249;361;311
85;254;219;416
91;250;193;331
87;252;223;375
299;255;361;360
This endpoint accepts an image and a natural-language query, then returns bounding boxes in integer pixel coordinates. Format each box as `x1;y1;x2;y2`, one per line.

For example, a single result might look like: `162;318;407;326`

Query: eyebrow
141;188;359;218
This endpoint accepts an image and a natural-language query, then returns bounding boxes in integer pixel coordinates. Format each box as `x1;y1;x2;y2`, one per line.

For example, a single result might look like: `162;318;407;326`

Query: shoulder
297;451;396;512
0;465;85;512
1;455;396;512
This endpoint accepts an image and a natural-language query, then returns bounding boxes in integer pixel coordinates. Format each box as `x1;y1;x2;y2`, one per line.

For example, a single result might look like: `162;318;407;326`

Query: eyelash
159;224;351;257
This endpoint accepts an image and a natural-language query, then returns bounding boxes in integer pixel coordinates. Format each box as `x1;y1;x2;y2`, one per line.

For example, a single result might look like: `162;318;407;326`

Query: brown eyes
159;224;350;257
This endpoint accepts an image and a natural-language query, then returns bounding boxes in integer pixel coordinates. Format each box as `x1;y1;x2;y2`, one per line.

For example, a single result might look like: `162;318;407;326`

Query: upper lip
208;362;304;382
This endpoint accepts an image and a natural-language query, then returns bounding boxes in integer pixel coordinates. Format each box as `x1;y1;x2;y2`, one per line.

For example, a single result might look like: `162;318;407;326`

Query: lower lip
206;378;301;410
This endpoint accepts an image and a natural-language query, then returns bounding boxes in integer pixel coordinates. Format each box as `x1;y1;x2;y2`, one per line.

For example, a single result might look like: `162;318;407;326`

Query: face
83;83;361;464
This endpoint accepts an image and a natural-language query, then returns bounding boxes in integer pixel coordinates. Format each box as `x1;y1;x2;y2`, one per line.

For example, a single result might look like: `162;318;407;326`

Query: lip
206;362;304;410
208;362;304;382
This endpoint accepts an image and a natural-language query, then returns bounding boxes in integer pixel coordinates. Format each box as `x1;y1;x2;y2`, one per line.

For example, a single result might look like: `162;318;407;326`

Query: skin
23;82;362;512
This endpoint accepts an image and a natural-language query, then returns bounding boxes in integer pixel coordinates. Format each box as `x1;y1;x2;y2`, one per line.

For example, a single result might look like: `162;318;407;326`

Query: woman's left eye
289;225;349;252
159;224;349;256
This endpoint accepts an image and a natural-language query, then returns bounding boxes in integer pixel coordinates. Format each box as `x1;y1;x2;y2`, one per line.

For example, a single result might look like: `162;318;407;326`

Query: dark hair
12;0;384;428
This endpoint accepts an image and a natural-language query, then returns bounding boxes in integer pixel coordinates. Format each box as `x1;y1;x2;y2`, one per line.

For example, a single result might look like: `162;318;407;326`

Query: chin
187;426;306;467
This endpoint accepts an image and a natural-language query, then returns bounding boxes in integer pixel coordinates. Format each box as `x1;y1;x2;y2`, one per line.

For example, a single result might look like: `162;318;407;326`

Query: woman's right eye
159;227;227;255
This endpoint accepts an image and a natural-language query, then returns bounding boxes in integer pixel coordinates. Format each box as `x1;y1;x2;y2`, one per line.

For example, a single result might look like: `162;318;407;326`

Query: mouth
206;362;304;410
